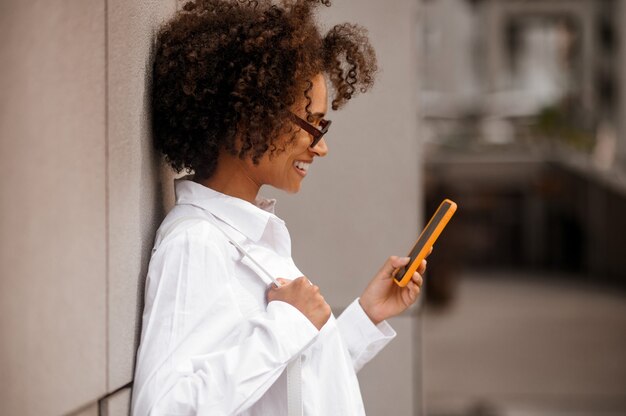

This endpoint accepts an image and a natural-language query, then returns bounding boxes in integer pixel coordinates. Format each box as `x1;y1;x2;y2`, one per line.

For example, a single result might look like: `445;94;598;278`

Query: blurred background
0;0;624;415
419;1;626;415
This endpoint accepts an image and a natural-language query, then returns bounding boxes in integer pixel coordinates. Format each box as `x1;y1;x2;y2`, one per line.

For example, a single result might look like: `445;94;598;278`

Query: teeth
294;161;310;171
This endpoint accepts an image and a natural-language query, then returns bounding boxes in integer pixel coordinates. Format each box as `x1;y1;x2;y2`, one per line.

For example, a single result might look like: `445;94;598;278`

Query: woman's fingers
378;256;411;279
268;276;330;330
389;256;411;270
417;259;427;275
406;280;421;300
411;270;424;287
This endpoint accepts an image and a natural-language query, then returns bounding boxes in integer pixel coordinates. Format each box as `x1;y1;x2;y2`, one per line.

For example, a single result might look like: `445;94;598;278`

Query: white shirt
131;178;396;416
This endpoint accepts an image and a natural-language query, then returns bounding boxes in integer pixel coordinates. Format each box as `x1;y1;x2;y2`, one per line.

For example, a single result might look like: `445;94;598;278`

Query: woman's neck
196;153;261;204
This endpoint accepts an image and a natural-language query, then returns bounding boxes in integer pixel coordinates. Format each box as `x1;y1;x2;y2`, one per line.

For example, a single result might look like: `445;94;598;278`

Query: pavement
421;270;626;416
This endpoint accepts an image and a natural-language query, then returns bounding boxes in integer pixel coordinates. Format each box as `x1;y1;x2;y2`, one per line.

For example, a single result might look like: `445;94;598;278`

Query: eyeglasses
289;112;332;148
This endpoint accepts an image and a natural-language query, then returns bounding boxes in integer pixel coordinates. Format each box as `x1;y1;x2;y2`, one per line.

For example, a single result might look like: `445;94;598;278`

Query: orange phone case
393;199;457;287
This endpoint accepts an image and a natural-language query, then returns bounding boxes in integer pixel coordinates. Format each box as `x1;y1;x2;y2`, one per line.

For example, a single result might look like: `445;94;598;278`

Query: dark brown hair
152;0;377;179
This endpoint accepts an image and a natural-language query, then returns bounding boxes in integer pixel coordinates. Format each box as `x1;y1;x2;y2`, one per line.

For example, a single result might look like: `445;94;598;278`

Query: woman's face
249;73;329;193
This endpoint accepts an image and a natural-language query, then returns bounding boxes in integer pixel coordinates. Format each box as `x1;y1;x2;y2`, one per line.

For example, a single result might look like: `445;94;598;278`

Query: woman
131;0;427;414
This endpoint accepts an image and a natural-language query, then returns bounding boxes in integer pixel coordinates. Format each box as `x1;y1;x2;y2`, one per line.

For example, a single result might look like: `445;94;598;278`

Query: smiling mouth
293;160;311;176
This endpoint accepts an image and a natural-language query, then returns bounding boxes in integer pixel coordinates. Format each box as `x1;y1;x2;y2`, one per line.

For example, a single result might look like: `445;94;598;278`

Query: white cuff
336;298;396;372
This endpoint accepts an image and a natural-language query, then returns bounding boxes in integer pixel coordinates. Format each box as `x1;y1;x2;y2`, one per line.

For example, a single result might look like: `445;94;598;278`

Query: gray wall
0;1;107;414
0;0;422;414
0;0;176;414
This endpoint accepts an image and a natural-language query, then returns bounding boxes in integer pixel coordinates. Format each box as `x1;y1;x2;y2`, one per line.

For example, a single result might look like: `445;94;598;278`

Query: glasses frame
289;112;332;148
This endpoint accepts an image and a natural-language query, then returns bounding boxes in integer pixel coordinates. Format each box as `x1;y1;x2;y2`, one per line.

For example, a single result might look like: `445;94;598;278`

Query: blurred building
422;0;623;148
421;0;626;292
420;4;626;416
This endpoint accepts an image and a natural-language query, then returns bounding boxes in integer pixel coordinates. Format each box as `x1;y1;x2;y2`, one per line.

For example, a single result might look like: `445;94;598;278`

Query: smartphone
393;199;457;287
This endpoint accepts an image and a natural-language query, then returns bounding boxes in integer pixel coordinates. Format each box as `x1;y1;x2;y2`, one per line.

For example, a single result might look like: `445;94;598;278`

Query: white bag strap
159;215;304;416
286;354;303;416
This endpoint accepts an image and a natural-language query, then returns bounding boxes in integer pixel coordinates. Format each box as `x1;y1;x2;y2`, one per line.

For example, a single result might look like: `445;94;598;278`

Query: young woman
131;1;427;414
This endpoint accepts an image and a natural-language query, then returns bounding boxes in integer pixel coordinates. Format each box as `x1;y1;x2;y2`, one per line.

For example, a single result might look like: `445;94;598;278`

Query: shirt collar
174;176;280;242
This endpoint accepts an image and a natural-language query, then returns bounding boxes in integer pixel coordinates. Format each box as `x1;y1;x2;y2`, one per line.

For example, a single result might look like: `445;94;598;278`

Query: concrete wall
0;1;107;415
0;0;176;414
106;0;177;394
0;0;422;414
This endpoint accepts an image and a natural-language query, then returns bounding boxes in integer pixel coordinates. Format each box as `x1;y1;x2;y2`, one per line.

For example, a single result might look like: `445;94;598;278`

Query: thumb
393;256;412;268
274;277;291;287
267;278;290;301
380;256;411;276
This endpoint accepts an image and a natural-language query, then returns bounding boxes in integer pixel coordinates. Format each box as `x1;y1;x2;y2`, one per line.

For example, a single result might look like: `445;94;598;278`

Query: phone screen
394;200;454;282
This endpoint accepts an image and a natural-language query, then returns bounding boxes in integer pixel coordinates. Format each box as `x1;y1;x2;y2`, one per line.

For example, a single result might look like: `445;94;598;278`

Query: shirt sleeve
335;297;397;373
131;223;319;416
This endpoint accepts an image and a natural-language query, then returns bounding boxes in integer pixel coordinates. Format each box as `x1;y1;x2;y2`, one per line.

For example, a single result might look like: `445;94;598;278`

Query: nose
310;137;329;157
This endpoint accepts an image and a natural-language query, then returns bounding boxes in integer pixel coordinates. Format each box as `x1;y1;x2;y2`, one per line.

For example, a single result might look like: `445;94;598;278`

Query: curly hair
152;0;377;179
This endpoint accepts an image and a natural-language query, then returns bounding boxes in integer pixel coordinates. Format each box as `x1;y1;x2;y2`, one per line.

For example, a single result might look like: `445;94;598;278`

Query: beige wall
0;0;422;414
0;0;176;414
0;1;107;415
106;0;177;393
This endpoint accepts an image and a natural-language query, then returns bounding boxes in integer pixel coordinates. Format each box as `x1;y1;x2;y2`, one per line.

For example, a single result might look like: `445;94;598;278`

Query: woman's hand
359;253;430;325
267;276;331;330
